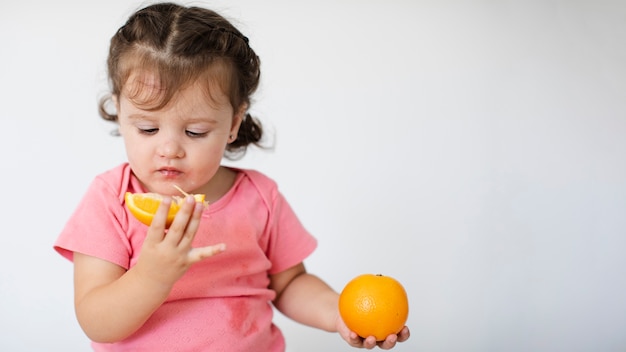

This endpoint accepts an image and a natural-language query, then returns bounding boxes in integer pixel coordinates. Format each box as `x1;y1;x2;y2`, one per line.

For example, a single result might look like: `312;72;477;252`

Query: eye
138;128;158;135
186;130;208;138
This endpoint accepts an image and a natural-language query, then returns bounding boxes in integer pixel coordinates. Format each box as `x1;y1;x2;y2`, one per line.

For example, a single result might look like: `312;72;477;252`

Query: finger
347;331;363;347
397;326;410;342
179;201;204;245
187;243;226;264
165;195;196;245
146;197;171;242
377;334;398;350
363;336;378;349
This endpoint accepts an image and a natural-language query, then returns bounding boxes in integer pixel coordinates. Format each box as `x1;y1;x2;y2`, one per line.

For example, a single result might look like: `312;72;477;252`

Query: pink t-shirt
55;163;317;351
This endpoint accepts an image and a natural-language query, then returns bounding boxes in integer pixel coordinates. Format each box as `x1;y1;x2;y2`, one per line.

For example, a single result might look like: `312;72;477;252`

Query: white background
1;0;625;351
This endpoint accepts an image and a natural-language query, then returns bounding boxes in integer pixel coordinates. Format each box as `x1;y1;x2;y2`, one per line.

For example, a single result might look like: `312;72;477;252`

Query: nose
157;139;185;159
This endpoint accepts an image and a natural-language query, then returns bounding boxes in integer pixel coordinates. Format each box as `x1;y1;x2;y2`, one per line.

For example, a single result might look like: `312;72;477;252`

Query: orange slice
124;188;206;227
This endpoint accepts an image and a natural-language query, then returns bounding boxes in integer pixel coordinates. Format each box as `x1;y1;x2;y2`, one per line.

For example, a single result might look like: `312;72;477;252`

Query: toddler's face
116;74;242;196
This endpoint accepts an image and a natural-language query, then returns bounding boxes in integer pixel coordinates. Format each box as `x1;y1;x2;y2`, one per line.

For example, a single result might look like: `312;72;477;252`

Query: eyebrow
181;116;221;124
125;113;151;121
125;113;220;124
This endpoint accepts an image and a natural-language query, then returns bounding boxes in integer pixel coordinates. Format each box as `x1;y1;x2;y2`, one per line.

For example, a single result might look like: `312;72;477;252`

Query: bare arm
73;253;171;342
270;263;339;332
73;196;225;342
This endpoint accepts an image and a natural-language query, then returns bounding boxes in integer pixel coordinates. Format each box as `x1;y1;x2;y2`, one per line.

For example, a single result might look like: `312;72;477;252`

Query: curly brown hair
99;2;263;159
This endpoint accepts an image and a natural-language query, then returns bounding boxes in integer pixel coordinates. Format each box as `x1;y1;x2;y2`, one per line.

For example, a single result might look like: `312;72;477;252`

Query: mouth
157;167;183;177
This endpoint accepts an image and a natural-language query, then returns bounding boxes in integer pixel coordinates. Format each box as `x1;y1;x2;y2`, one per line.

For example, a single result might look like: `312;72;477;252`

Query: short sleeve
265;191;317;274
236;169;318;275
54;175;132;269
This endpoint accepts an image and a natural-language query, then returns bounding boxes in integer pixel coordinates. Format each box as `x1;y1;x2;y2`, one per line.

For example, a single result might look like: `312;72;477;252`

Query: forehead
121;69;232;112
115;47;236;108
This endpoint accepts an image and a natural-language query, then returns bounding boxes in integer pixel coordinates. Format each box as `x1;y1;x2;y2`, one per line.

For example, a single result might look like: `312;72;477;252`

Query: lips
157;167;183;177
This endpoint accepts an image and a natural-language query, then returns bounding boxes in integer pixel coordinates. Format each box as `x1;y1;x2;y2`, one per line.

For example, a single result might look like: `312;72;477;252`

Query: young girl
55;3;410;351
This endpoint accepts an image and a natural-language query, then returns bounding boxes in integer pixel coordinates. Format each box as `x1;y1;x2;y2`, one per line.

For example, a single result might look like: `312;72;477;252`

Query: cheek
121;134;151;162
190;141;226;160
186;141;227;168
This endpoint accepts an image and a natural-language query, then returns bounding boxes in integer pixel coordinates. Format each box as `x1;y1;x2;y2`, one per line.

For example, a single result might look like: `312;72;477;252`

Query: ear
229;104;247;141
111;95;123;136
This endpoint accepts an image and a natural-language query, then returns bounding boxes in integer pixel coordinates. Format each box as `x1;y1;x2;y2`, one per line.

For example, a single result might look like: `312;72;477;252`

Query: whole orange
338;274;409;341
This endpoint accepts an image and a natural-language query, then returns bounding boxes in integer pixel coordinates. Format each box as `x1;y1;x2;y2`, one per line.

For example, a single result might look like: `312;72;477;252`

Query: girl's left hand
336;315;411;349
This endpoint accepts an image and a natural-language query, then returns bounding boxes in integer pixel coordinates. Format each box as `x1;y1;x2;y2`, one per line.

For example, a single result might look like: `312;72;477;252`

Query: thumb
188;243;227;263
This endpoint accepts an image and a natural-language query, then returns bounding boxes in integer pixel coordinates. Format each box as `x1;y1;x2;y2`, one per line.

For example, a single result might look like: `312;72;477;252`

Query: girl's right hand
73;196;225;342
134;195;226;290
